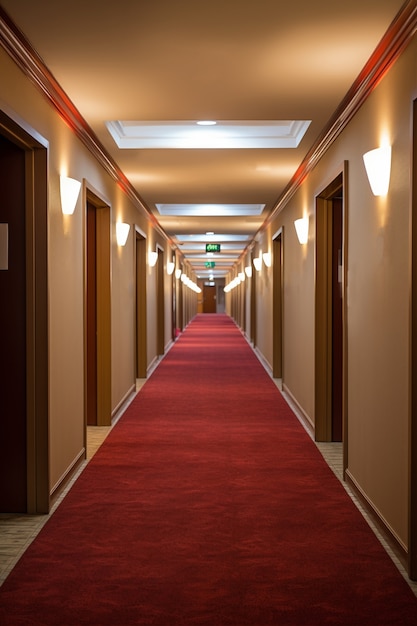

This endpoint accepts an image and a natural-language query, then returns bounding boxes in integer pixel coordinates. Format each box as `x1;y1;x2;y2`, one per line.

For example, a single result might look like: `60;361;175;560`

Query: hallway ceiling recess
0;0;408;278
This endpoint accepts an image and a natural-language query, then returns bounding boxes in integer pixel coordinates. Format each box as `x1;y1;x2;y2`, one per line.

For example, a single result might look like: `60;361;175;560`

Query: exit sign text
206;243;221;253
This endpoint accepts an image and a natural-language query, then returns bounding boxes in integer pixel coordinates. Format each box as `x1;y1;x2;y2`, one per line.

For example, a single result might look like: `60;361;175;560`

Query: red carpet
1;314;416;625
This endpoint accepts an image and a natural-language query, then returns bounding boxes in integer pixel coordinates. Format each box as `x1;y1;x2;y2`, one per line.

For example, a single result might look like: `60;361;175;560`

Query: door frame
0;109;49;513
314;164;348;456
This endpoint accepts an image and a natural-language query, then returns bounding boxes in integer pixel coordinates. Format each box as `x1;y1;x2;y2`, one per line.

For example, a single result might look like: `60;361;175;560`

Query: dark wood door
203;285;216;313
136;234;147;378
86;202;98;425
0;134;27;511
331;198;343;441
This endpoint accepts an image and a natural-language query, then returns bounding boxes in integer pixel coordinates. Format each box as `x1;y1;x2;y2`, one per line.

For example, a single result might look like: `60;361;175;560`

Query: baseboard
253;346;273;374
345;469;408;571
111;384;137;424
49;448;86;507
281;384;315;438
147;355;160;376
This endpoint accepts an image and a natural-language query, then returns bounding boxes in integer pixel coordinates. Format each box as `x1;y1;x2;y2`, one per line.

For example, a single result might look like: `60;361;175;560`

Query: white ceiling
0;0;407;278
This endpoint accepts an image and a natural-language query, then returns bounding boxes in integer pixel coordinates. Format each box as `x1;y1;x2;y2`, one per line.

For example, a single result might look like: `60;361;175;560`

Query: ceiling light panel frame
106;120;311;150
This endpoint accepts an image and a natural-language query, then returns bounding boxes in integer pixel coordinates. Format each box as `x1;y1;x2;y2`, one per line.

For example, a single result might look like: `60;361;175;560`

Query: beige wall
233;37;416;549
0;47;177;496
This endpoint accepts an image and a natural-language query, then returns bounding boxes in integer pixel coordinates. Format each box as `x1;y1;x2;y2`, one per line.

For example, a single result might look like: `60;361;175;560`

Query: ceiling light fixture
107;120;310;149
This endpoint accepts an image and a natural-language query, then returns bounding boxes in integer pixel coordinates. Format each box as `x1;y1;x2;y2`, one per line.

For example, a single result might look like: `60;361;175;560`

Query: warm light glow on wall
294;217;309;244
60;175;81;215
363;145;391;196
116;222;130;246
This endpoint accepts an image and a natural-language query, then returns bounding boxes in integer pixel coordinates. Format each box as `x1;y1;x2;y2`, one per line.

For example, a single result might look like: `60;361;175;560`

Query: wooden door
157;248;165;355
331;198;343;441
273;231;283;379
315;171;345;443
85;193;111;427
86;202;98;425
0;134;27;511
203;285;217;313
136;232;147;378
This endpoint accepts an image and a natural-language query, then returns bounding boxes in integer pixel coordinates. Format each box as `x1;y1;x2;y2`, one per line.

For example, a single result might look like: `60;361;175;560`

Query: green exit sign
206;243;221;253
205;261;216;268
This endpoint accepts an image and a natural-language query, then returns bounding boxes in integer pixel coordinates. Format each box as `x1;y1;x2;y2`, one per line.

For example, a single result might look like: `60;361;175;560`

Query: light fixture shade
116;222;130;246
363;145;391;196
263;252;271;267
244;265;252;278
238;272;245;282
167;261;175;275
60;176;81;215
253;256;262;272
294;217;309;244
148;251;158;267
175;268;182;279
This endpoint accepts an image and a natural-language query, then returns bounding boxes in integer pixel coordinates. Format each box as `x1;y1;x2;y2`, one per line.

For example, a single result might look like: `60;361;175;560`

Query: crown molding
0;6;168;239
264;0;417;228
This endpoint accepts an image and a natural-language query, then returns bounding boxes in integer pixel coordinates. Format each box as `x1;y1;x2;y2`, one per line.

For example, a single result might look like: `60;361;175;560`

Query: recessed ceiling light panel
106;120;311;149
156;203;265;216
176;234;251;243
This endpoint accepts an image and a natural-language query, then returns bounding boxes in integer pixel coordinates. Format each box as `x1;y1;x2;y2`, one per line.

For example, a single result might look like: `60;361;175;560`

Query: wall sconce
363;145;391;196
294;217;309;244
167;261;175;275
244;265;252;278
238;272;245;282
262;252;271;267
60;175;81;215
116;222;130;246
175;268;182;279
148;251;158;267
253;256;262;272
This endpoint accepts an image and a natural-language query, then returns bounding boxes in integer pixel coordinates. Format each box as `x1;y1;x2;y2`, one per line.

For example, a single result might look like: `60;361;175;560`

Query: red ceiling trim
0;6;166;237
264;0;417;228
